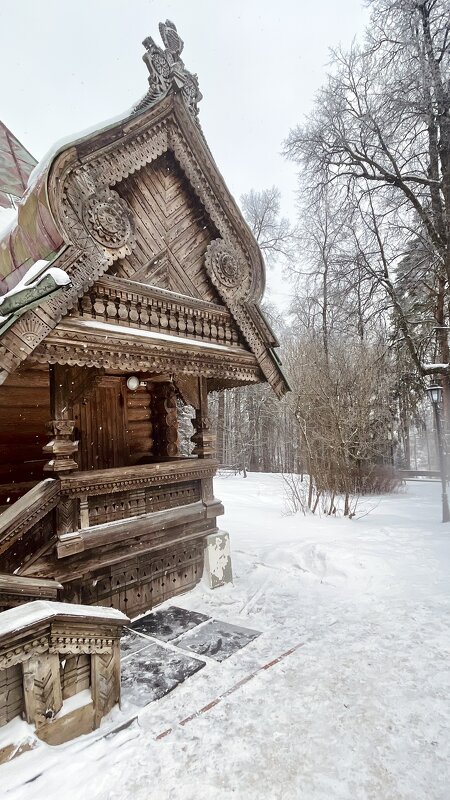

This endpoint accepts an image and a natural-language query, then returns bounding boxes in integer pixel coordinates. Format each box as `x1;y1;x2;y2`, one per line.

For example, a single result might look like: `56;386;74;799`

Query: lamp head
426;384;442;405
126;375;140;391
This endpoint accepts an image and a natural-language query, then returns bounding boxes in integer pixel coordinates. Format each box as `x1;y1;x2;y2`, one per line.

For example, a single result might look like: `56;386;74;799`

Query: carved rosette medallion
204;239;250;301
82;189;135;251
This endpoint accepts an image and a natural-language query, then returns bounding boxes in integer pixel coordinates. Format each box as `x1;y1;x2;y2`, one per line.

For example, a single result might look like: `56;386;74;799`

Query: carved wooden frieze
29;317;264;385
59;458;218;497
0;636;48;670
74;276;244;349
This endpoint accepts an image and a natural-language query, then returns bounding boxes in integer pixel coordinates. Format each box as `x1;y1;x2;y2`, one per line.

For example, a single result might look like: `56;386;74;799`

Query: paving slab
131;605;210;641
176;620;261;662
120;628;154;657
121;642;206;709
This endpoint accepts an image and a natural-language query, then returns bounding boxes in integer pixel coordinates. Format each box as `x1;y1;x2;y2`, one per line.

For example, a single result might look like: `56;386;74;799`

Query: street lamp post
426;384;450;523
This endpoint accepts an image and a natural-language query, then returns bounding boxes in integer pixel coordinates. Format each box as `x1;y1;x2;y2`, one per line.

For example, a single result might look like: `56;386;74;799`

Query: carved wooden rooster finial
158;20;184;60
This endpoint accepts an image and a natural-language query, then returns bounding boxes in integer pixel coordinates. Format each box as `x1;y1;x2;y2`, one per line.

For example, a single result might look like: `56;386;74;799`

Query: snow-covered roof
0;600;128;638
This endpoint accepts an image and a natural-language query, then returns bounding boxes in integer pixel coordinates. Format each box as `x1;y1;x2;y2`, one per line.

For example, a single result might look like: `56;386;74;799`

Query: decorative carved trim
191;411;216;458
49;636;115;655
0;479;60;557
74;276;244;349
81;189;135;251
59;458;218;497
13;316;53;350
87;480;200;526
0;89;288;398
0;637;48;670
29;319;263;385
43;420;79;474
204;238;251;302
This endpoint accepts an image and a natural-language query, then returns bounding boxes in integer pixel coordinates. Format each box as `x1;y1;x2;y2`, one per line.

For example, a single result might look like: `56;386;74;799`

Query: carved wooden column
150;381;179;458
43;364;79;475
22;653;63;729
191;377;216;459
43;364;79;535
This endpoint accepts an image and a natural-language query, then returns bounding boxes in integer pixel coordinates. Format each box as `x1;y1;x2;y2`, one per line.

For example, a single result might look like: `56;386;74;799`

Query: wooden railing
0;479;60;558
76;276;242;348
0;574;62;611
59;458;219;532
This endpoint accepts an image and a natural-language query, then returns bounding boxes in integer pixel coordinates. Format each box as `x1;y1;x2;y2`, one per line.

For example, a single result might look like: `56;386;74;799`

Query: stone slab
120;629;154;658
131;606;210;642
177;620;260;662
121;643;205;709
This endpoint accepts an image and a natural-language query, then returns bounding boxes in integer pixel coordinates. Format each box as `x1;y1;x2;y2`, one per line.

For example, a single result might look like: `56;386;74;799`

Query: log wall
0;369;50;504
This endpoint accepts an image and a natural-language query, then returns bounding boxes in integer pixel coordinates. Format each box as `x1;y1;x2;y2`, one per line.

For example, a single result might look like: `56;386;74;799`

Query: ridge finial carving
134;21;202;117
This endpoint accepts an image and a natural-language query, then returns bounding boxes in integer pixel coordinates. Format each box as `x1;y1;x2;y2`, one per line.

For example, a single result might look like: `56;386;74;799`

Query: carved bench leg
22;653;62;729
91;642;121;728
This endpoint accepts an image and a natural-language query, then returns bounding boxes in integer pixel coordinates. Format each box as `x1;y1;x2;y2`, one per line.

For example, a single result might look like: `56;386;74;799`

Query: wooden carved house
0;21;289;618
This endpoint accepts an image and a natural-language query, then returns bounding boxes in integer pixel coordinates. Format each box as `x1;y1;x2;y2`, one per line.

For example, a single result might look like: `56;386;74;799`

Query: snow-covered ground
3;474;450;799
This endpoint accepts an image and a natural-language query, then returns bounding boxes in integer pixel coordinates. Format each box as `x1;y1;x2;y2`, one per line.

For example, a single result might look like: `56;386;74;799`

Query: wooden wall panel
74;378;128;471
113;152;222;303
0;368;50;501
0;664;24;726
79;538;204;618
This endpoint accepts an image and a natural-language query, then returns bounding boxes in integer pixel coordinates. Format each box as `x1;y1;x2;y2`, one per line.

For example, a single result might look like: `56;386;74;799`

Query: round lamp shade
126;375;140;391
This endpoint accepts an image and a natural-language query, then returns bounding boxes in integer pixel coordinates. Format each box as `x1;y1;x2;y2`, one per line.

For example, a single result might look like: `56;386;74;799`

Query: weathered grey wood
0;574;62;599
0;601;128;744
59;458;218;496
56;500;216;557
0;479;59;557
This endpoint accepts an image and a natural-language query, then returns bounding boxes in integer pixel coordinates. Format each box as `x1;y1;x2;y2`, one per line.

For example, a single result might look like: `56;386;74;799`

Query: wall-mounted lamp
126;375;140;391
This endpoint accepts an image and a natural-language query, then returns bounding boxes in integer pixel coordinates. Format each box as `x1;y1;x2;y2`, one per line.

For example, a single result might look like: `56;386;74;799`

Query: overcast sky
1;0;368;307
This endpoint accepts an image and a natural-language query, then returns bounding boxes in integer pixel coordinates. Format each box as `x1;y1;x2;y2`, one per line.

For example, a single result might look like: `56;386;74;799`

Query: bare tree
240;186;297;267
284;0;450;388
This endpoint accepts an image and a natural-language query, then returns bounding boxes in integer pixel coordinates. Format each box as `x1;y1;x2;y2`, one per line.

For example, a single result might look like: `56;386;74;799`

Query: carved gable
111;152;221;303
0;19;290;397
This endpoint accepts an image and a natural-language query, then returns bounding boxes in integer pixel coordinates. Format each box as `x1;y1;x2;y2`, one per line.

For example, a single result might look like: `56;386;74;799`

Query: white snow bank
0;205;17;238
26;107;133;192
2;476;450;800
0;600;128;637
56;689;93;720
0;716;36;749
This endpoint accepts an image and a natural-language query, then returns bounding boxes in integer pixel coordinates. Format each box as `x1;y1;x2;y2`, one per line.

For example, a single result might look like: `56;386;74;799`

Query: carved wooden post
22;653;63;728
43;364;79;535
151;381;179;458
91;641;122;727
43;364;79;475
191;378;216;458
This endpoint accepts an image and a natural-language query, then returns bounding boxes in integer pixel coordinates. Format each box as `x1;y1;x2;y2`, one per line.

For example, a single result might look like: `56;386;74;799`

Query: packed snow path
4;475;450;799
